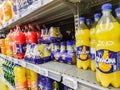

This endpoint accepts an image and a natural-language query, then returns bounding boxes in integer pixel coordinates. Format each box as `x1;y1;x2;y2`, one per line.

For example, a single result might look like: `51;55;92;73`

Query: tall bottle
96;3;120;87
76;17;90;70
14;24;26;59
2;0;13;24
27;24;38;44
14;66;27;90
90;13;101;71
36;24;41;43
30;70;38;90
66;41;76;64
115;7;120;23
86;18;92;29
60;42;66;63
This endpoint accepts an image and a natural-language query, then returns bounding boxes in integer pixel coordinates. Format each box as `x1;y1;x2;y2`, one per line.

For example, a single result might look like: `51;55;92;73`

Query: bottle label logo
76;46;90;61
96;50;120;73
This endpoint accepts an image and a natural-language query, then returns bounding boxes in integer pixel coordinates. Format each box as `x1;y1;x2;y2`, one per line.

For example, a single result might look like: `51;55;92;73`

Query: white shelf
1;0;78;32
0;54;120;90
0;74;15;90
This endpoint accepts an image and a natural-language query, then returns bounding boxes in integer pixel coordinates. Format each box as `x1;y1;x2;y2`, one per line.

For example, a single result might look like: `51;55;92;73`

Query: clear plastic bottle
96;3;120;88
66;41;76;64
76;17;90;70
54;42;60;61
14;24;26;59
86;18;92;29
60;42;66;63
115;7;120;23
90;13;101;71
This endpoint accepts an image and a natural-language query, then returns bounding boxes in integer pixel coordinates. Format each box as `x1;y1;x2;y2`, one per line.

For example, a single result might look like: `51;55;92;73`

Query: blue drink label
76;46;90;61
16;44;26;54
90;47;96;60
96;50;120;73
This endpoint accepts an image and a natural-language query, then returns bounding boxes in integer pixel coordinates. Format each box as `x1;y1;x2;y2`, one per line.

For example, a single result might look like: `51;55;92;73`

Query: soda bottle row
75;3;120;88
2;60;16;86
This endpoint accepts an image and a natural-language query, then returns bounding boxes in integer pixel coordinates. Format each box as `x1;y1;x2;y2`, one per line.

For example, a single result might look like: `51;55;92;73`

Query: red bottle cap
16;24;20;27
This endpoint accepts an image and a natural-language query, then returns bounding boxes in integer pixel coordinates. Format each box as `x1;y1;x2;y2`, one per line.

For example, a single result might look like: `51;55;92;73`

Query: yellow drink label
76;46;90;61
96;49;120;73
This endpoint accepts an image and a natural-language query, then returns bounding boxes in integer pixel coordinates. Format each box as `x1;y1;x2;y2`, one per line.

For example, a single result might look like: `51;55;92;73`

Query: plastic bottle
54;42;60;61
14;24;26;59
5;30;12;56
53;81;59;90
12;28;17;57
26;69;31;90
9;29;14;57
115;7;120;23
96;3;120;87
28;24;38;44
86;18;92;29
76;17;90;70
14;66;27;90
24;25;29;44
30;70;38;90
0;4;4;27
60;42;66;63
66;41;76;64
11;0;19;18
90;13;101;71
2;0;13;24
1;39;6;55
36;24;41;43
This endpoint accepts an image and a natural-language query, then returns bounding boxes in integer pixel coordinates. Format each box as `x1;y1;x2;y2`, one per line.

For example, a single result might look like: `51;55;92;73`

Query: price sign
63;75;78;89
39;68;48;76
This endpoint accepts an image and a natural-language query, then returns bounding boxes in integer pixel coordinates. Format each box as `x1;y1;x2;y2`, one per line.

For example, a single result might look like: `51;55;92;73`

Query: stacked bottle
90;13;101;71
76;17;90;70
95;3;120;87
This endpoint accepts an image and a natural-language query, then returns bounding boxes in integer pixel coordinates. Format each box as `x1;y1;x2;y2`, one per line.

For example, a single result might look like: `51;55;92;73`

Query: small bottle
54;42;60;61
66;41;76;64
115;7;120;23
86;18;92;29
67;41;73;53
53;81;59;90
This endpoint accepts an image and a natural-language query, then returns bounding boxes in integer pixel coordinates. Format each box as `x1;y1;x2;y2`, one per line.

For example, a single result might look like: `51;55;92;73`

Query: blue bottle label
54;50;60;61
16;44;26;54
76;46;90;61
60;51;67;63
96;50;120;73
90;47;96;60
66;52;75;64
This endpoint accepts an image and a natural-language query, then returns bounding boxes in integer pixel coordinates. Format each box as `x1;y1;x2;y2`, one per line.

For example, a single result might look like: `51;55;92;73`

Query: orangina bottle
90;13;101;71
115;7;120;23
14;66;27;90
76;17;90;70
96;3;120;88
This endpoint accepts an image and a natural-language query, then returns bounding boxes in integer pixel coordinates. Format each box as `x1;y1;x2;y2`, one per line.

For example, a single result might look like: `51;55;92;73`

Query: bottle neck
67;45;73;52
116;13;120;18
55;45;59;51
95;18;99;22
102;10;111;16
60;45;65;52
80;21;84;24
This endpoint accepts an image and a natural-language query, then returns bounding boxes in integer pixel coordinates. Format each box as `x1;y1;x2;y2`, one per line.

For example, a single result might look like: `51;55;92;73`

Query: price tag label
18;60;26;67
48;70;61;81
7;57;12;62
13;58;18;64
26;63;32;70
39;68;48;76
63;75;78;89
31;65;39;73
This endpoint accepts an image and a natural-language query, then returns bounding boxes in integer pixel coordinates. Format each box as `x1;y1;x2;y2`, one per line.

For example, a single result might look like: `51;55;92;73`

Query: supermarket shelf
1;0;79;32
0;54;120;90
0;74;15;90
